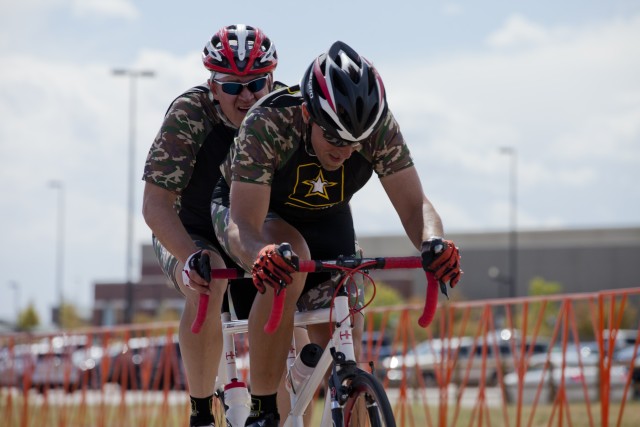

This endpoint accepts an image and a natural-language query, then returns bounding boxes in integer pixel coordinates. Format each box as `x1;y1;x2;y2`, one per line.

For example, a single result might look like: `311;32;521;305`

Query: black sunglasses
213;76;269;95
317;125;355;147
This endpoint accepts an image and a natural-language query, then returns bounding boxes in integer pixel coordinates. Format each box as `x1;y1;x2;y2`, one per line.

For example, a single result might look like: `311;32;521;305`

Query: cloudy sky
1;0;639;325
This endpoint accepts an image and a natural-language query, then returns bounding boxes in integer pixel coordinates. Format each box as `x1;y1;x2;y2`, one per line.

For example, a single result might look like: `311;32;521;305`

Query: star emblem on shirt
302;170;337;200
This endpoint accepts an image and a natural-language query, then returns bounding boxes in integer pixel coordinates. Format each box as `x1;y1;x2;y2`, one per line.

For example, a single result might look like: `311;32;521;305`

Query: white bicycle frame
216;292;359;427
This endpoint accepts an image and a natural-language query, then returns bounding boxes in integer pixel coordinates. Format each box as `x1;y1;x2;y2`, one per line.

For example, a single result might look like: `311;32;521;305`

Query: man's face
210;74;271;127
309;123;360;171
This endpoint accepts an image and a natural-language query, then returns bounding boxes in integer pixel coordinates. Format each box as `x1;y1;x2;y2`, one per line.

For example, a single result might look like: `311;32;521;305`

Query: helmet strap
304;123;316;157
301;103;311;123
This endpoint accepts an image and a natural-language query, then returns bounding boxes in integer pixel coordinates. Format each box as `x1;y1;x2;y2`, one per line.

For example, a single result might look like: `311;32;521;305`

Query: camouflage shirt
215;85;414;222
142;84;237;239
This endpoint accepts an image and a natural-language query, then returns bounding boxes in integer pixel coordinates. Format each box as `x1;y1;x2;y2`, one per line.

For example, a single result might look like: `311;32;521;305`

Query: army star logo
287;163;345;209
302;170;337;200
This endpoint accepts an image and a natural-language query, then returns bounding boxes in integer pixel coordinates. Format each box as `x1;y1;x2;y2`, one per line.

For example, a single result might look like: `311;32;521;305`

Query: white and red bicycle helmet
301;41;387;144
202;24;278;76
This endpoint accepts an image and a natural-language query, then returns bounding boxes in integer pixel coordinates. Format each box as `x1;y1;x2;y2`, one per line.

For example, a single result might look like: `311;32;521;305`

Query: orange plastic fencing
369;287;640;427
1;287;639;427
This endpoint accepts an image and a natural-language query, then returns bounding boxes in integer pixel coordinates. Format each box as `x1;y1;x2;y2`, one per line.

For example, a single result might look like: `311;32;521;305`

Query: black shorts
212;203;364;313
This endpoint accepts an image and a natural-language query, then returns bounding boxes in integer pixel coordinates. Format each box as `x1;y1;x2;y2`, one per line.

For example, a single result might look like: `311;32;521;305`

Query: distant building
92;226;640;325
92;244;182;326
358;226;640;301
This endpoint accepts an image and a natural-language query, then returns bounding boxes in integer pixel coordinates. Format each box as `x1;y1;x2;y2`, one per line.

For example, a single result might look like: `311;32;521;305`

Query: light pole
49;180;65;326
112;68;155;324
8;281;20;328
499;147;517;298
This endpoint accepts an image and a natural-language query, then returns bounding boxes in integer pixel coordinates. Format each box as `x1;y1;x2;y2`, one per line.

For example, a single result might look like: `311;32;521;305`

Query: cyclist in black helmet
211;41;462;426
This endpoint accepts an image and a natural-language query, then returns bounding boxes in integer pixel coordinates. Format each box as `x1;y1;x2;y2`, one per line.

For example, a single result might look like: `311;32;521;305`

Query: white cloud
442;3;463;17
72;0;139;19
0;0;138;20
0;48;203;323
486;14;553;48
372;13;640;232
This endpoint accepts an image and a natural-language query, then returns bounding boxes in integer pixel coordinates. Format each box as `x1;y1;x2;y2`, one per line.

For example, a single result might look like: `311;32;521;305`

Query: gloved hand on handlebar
421;237;462;297
252;243;296;295
181;249;211;291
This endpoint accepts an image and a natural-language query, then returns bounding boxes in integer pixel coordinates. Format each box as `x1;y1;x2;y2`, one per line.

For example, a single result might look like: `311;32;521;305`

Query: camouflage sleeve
363;111;414;177
142;92;213;193
228;105;303;185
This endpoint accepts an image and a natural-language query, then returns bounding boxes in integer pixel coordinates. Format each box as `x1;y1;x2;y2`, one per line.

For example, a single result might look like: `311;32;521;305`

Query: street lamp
112;68;155;324
499;147;517;298
8;281;20;328
48;180;65;326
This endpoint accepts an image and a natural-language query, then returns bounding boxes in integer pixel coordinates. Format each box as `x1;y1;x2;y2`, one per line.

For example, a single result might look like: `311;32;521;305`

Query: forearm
147;209;197;263
226;219;269;271
421;197;444;241
142;184;197;263
399;196;443;250
226;181;274;270
382;167;444;250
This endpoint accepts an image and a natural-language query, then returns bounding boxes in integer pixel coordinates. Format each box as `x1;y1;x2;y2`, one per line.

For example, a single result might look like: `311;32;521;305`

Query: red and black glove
251;243;296;295
421;237;462;297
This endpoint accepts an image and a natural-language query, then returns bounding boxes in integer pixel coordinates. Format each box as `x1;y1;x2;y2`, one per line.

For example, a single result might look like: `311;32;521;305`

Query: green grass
309;399;640;427
1;392;639;426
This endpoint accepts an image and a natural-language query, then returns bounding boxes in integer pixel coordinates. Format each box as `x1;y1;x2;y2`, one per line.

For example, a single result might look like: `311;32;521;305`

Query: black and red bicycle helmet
202;24;278;76
301;41;387;144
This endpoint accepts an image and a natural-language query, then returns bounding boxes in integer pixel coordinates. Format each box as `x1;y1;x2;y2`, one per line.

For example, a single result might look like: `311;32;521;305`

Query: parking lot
372;328;640;404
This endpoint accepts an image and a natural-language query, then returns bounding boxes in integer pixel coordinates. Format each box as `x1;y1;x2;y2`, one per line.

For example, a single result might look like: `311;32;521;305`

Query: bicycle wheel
342;370;396;427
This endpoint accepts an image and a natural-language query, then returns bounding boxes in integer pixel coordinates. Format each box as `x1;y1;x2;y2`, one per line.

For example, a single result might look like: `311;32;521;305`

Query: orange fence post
1;289;639;427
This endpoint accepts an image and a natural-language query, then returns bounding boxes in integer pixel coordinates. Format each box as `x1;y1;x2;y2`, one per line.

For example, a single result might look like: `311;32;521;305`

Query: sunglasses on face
317;125;354;147
213;76;269;95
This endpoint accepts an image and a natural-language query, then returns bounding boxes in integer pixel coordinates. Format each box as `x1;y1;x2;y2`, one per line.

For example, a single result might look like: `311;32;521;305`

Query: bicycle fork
327;292;358;427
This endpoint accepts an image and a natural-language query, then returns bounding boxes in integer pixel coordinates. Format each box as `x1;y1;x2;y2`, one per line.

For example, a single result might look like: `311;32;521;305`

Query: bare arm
142;181;198;264
380;166;444;250
226;180;273;269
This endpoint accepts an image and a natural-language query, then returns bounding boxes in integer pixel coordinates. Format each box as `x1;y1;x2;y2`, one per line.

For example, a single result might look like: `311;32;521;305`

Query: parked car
603;329;639;351
31;351;81;393
382;338;450;386
1;336;105;393
612;344;640;398
0;345;35;388
107;336;186;390
382;330;549;387
72;344;106;390
504;343;629;404
361;331;394;361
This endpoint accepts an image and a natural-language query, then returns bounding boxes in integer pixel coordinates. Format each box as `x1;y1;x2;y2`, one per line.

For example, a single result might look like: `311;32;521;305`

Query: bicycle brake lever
439;281;449;299
277;242;300;271
198;252;211;282
275;281;287;296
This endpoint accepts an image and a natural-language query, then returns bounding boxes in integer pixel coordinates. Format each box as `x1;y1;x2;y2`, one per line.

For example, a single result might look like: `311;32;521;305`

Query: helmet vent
331;69;348;96
364;102;379;130
321;110;338;130
355;98;364;123
366;69;376;94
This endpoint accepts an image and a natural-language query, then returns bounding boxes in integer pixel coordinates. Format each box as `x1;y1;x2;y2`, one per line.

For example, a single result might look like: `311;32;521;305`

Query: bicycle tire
342;370;396;427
